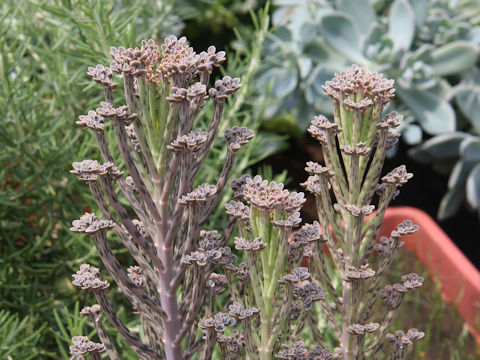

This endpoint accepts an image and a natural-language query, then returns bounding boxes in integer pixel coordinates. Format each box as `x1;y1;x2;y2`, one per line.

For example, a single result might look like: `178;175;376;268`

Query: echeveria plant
260;0;480;219
69;32;424;359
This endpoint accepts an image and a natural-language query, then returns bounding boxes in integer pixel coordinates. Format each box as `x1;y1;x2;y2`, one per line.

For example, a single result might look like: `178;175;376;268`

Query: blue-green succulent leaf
310;63;345;95
338;0;377;38
298;56;313;79
260;66;299;98
448;138;480;189
455;86;480;133
303;39;348;65
320;13;368;64
469;27;480;46
364;24;394;63
438;187;465;220
407;0;428;28
408;132;472;163
466;163;480;210
430;41;480;76
460;137;480;162
402;124;422;145
299;22;318;49
397;86;456;135
448;159;475;190
388;0;415;51
274;25;293;43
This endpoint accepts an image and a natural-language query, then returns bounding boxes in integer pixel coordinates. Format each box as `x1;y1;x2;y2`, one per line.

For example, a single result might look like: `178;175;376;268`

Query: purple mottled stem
200;149;236;225
90;311;121;360
104;87;115;106
99;176;164;272
92;230;166;318
94;290;163;359
199;328;215;360
175;266;205;344
193;100;225;174
111;111;161;226
95;132;152;229
170;205;200;289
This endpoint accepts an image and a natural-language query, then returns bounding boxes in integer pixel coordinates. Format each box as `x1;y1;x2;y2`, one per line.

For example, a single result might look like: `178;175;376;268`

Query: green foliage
0;310;47;359
261;0;480;219
0;0;181;357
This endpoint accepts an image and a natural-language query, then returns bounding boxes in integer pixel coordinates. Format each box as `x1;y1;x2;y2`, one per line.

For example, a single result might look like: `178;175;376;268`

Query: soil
254;133;480;268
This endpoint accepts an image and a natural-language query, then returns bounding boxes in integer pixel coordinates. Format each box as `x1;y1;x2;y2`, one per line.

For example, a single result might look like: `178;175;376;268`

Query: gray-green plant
1;0;281;357
69;45;427;358
259;0;480;219
409;68;480;219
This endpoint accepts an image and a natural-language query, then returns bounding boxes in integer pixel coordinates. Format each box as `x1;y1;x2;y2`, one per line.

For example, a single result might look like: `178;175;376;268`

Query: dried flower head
207;273;228;296
197;45;226;73
279;267;311;284
70;336;106;357
127;266;145;288
86;64;117;89
168;130;208;152
381;165;413;187
271;212;302;228
234;237;266;252
209;76;242;101
70;212;114;235
346;323;379;335
296;281;327;310
79;304;101;318
340;143;371;156
277;341;308;359
322;65;395;105
76;110;105;133
308;115;342;143
224;126;255;152
157;35;198;81
228;302;260;320
401;273;424;290
242;175;290;211
305;162;334;177
72;264;110;290
225;200;250;221
377;112;403;130
216;329;245;354
344;265;376;281
198;312;236;334
178;183;217;204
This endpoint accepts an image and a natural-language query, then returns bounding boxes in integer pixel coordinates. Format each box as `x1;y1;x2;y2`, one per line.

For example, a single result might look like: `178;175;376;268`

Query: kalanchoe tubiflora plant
69;35;424;359
70;35;250;359
204;65;424;359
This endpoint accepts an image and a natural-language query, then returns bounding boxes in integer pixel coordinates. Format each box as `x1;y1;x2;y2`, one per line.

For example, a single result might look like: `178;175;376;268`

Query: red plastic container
380;206;480;344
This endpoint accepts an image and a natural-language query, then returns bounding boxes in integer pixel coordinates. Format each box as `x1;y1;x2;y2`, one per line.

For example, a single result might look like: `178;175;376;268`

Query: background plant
191;66;428;360
258;0;480;219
